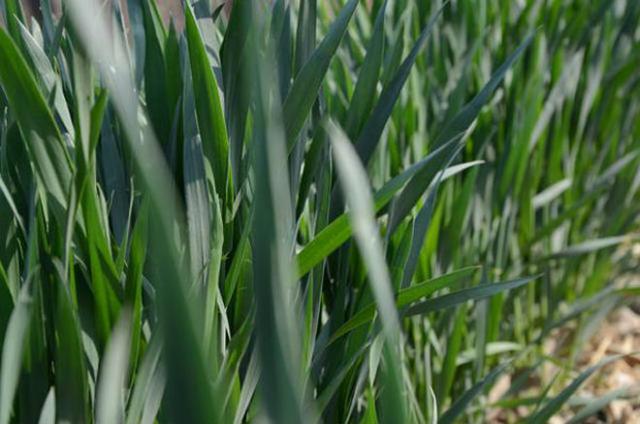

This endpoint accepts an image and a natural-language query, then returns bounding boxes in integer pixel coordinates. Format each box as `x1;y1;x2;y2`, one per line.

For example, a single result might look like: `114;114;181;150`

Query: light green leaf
0;276;35;424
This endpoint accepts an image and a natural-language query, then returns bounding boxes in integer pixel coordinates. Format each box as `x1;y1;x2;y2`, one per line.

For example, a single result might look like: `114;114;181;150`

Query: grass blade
296;136;465;277
329;121;406;423
329;267;478;343
354;3;445;165
526;355;632;424
406;275;539;317
283;0;358;150
439;361;511;424
0;276;34;424
432;33;534;148
245;6;306;422
185;2;230;204
0;28;71;217
95;311;131;424
344;0;387;138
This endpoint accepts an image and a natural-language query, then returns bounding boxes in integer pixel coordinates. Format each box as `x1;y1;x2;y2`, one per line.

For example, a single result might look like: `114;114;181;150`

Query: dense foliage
0;0;638;422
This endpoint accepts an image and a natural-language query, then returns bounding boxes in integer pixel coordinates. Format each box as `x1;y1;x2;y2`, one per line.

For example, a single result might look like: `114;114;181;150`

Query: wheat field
0;0;639;423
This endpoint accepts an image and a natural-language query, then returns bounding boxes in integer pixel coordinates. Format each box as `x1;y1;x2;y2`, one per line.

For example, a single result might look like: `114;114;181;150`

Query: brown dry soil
487;245;640;423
